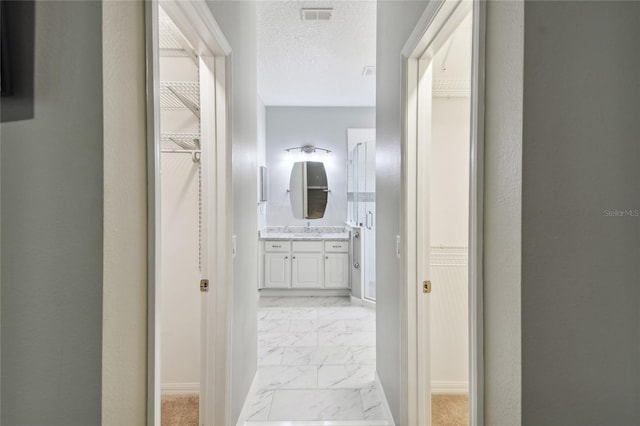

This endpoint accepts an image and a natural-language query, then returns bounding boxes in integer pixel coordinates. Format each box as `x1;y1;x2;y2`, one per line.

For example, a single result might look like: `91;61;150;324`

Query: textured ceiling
257;1;377;107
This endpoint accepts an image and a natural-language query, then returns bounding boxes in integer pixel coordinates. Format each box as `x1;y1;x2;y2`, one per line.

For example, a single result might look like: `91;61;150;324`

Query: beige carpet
432;393;469;426
162;392;468;425
161;394;198;426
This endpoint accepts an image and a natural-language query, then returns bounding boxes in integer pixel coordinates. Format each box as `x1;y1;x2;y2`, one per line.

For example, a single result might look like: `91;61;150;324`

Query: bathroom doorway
240;1;388;424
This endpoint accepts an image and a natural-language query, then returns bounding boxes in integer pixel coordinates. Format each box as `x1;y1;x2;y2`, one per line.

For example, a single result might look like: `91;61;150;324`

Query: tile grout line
256;297;381;423
266;389;275;422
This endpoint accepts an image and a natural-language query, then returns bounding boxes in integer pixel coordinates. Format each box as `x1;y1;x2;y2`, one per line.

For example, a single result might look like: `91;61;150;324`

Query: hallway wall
375;1;428;423
522;2;640;424
483;1;524;424
101;0;147;424
258;98;267;230
0;1;104;424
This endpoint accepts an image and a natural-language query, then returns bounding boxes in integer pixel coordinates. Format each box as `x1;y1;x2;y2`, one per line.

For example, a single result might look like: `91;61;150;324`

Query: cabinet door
325;253;350;289
292;253;324;288
265;253;291;288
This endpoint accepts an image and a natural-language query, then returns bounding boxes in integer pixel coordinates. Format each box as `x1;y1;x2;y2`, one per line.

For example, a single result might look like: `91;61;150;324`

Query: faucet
305;221;311;232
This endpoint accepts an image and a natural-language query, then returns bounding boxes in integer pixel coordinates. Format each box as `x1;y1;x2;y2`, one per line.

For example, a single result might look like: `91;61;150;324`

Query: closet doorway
402;0;485;425
146;1;232;425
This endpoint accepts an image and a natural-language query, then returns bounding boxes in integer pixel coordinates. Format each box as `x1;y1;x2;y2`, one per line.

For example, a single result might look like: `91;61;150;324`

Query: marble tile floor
239;296;389;425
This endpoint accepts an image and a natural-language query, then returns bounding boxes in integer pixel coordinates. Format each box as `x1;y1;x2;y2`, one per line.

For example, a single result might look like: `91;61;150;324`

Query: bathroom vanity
259;226;350;290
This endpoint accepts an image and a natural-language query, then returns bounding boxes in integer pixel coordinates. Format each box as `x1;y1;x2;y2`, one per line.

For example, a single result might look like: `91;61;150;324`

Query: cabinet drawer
292;241;323;252
264;241;291;252
325;241;349;252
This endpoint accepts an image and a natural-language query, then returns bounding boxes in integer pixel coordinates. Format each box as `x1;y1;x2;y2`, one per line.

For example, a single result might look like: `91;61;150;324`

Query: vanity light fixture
284;145;331;154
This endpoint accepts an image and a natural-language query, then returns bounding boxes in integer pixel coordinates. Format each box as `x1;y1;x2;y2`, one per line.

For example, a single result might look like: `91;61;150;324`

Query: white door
292;253;324;288
325;253;350;289
265;253;291;288
199;53;233;426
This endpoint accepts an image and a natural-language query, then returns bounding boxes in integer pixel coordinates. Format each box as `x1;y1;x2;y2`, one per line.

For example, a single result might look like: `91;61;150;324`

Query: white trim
375;372;397;426
401;1;447;58
431;381;470;395
399;51;418;426
401;1;485;425
199;53;215;426
468;1;486;424
144;2;162;424
215;54;234;426
235;369;261;426
259;289;350;298
161;383;201;395
160;0;231;57
349;295;376;309
415;55;434;426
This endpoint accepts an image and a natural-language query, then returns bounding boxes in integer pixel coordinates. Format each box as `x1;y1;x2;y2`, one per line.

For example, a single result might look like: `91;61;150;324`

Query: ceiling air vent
301;8;333;21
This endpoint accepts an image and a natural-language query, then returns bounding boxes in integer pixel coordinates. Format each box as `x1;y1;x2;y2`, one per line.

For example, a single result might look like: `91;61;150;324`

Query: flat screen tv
1;0;35;122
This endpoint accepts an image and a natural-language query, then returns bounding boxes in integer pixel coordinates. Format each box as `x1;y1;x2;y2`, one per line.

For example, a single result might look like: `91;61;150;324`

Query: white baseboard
431;380;469;395
245;422;388;426
161;382;200;395
375;372;396;426
259;289;350;297
350;295;376;310
236;372;261;425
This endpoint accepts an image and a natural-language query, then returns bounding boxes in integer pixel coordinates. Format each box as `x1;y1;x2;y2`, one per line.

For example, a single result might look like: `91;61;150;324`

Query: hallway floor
239;296;389;425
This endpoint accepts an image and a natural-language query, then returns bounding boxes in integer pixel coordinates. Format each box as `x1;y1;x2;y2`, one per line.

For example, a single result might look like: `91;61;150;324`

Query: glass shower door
348;138;376;301
361;141;376;301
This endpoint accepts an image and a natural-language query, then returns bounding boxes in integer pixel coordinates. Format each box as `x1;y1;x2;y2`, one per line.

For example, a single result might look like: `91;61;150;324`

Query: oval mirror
289;161;328;219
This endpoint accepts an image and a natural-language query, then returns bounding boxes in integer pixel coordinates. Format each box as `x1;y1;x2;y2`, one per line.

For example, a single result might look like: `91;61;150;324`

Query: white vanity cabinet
291;241;324;288
264;241;291;288
324;241;350;289
261;238;349;290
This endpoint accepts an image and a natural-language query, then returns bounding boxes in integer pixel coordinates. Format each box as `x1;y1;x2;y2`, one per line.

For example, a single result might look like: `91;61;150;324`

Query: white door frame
400;0;485;425
145;1;232;425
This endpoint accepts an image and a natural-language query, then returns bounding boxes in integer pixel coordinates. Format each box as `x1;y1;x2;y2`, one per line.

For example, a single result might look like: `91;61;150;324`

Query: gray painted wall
0;1;103;424
522;2;640;425
483;1;524;424
205;2;259;423
375;1;427;423
265;106;375;227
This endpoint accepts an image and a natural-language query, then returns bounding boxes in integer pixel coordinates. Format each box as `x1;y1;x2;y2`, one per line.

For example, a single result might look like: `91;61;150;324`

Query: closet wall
159;13;202;392
429;96;470;392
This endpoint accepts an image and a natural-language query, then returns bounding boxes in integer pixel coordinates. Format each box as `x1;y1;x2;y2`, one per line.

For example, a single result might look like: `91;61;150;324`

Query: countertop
259;226;350;241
